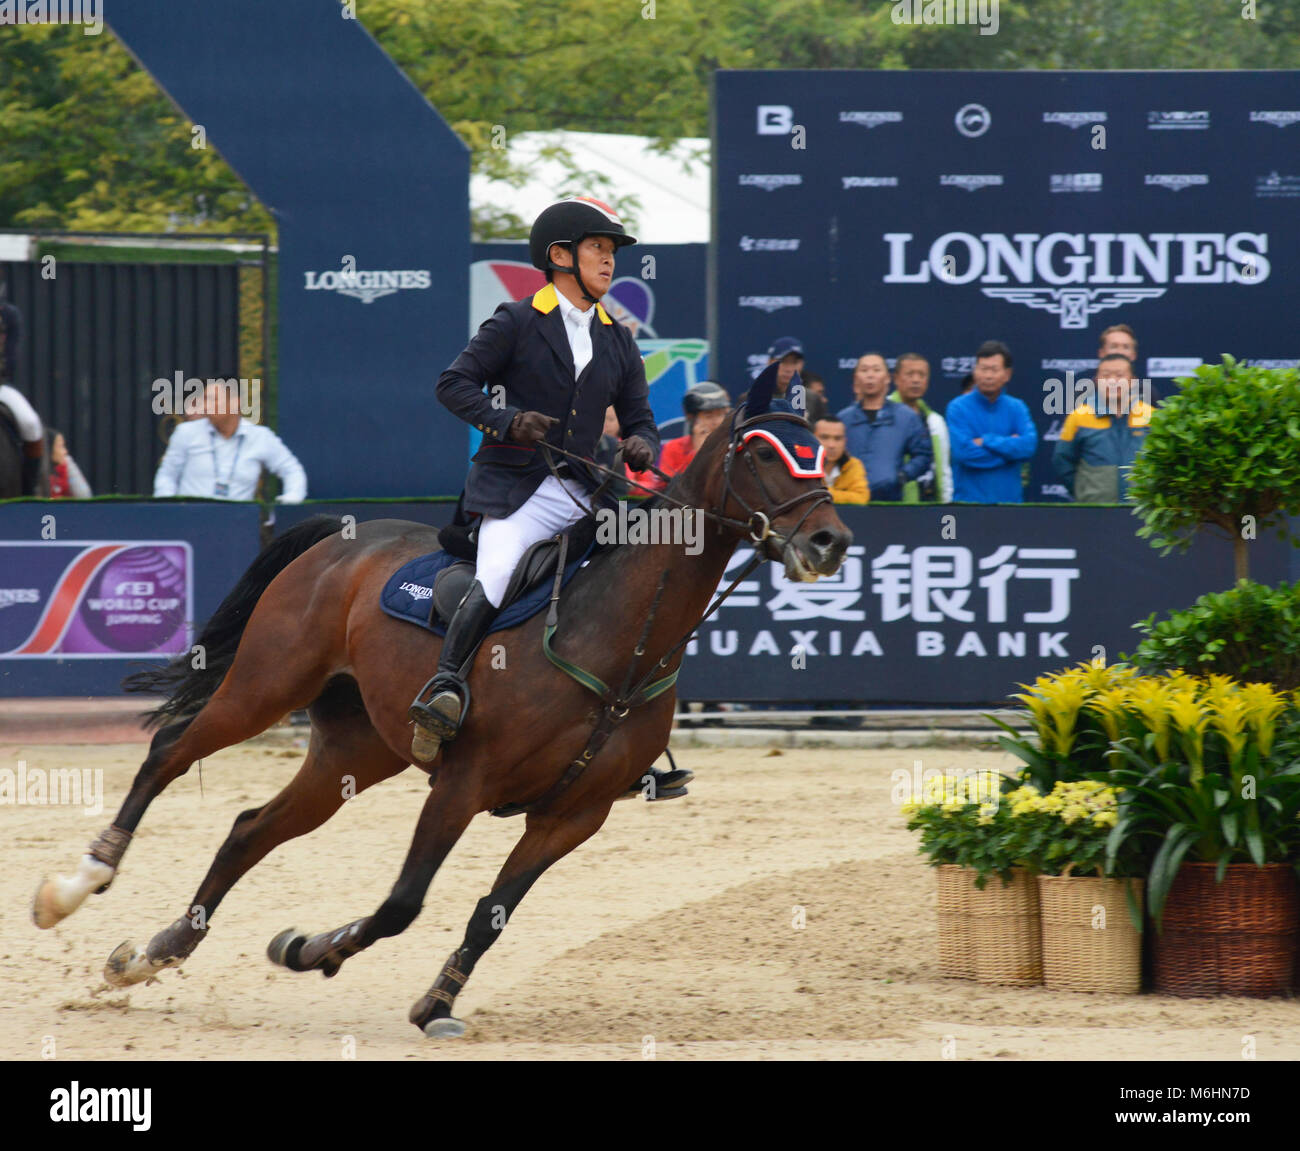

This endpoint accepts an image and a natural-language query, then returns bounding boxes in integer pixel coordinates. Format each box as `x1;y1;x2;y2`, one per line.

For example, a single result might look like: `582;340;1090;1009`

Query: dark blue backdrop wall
713;70;1300;499
108;0;470;499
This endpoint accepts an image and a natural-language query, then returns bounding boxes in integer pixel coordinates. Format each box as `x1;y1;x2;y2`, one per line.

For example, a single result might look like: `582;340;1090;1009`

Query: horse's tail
123;514;344;730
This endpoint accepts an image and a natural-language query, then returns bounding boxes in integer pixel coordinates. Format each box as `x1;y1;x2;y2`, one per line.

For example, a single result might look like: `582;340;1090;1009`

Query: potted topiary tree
1127;356;1300;584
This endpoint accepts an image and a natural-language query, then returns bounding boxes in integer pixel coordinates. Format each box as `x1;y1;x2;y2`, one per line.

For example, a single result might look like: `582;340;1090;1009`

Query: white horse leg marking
32;855;117;929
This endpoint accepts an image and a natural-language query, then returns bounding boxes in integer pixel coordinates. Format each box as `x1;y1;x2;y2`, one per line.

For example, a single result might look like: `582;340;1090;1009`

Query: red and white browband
739;428;826;478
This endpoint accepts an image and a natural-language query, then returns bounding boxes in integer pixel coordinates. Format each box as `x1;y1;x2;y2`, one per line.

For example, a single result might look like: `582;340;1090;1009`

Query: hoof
266;928;306;970
31;856;117;929
423;1016;466;1039
32;878;68;930
104;941;170;987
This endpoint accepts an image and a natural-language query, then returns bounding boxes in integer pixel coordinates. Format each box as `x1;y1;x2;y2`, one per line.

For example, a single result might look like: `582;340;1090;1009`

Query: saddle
430;515;599;626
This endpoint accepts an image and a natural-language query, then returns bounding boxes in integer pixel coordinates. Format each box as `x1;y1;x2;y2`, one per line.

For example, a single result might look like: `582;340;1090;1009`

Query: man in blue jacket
945;340;1038;502
836;352;931;501
408;196;660;753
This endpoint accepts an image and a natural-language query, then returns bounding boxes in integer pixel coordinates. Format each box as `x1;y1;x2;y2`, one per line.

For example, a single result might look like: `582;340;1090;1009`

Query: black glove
508;410;558;445
622;435;655;472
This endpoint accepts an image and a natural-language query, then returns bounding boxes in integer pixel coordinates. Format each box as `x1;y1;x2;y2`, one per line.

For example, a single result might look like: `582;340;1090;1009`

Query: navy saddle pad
380;536;597;636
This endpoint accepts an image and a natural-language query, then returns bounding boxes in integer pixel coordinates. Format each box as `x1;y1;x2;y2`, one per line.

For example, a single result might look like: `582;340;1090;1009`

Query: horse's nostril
810;530;836;555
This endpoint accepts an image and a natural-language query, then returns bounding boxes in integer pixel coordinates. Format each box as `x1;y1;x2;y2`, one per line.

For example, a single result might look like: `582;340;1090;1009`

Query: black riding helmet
529;197;636;304
682;381;731;419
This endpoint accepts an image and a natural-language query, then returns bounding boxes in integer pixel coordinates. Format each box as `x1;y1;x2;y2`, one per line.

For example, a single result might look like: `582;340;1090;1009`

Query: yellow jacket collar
531;282;612;324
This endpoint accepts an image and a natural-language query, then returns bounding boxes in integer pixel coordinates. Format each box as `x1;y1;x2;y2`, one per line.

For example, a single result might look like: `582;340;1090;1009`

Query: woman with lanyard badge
408;197;661;756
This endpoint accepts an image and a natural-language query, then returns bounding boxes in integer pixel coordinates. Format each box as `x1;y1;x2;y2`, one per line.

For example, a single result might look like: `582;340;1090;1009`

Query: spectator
593;406;628;497
628;381;730;492
766;337;804;400
154;380;307;502
1053;354;1151;502
836;352;931;501
0;301;47;496
46;428;92;499
946;340;1038;503
813;415;868;505
1097;323;1137;365
800;371;829;426
888;353;952;503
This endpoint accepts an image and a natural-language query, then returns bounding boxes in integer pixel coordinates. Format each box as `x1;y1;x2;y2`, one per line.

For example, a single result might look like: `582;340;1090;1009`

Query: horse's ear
746;361;779;416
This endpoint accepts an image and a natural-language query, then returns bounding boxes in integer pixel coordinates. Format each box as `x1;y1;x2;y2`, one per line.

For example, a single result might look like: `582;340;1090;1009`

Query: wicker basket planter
971;867;1043;987
1154;862;1299;997
936;865;979;978
1038;872;1144;994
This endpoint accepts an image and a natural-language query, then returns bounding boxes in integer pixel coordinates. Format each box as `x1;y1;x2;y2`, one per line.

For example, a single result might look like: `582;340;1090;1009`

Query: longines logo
842;176;899;188
954;103;991;137
1250;111;1300;128
940;174;1003;192
1256;172;1300;199
0;588;40;609
1147;357;1203;377
1148;111;1210;130
738;174;803;191
1043;112;1107;129
883;231;1269;329
1041;359;1095;371
738;295;802;313
1050;173;1102;193
739;236;801;251
838;111;903;129
1145;174;1209;192
303;268;431;304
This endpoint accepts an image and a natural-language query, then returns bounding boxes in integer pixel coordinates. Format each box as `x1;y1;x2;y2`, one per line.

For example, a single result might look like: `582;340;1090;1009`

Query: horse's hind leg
104;687;408;986
268;764;482;980
34;640;334;930
410;801;613;1038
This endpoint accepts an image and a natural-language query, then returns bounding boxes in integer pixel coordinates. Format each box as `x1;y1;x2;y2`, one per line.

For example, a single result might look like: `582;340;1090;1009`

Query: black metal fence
0;237;261;496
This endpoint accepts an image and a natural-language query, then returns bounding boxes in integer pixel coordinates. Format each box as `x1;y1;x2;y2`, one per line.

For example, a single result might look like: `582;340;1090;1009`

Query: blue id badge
214;482;230;497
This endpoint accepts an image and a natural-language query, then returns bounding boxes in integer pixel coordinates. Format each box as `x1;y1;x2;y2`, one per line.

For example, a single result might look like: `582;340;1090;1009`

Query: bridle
539;405;833;555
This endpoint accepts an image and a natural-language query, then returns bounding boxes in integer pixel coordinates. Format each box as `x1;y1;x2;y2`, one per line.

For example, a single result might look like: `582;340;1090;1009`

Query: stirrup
620;766;695;801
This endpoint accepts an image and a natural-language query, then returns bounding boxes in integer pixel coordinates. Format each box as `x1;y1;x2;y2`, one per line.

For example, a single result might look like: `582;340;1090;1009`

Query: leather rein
491;410;832;818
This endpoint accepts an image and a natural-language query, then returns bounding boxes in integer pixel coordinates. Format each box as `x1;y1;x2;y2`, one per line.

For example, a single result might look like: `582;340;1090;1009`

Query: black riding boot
408;580;498;760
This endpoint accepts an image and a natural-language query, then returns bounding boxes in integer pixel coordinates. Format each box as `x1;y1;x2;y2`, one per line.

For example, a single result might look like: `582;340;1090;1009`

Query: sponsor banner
0;543;192;658
675;506;1291;704
716;70;1300;503
0;502;261;696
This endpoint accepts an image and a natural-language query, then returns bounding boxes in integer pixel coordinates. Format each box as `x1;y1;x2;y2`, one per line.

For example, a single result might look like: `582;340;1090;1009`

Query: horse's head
692;364;852;580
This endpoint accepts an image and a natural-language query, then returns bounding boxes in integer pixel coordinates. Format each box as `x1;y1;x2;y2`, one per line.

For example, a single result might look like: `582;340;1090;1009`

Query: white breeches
476;475;590;608
0;384;42;442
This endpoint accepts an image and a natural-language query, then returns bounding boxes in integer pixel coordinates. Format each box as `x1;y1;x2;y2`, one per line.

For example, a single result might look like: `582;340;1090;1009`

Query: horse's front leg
409;799;614;1038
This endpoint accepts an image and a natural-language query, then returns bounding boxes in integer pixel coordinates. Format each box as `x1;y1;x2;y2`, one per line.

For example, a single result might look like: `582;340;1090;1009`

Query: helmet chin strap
549;240;602;305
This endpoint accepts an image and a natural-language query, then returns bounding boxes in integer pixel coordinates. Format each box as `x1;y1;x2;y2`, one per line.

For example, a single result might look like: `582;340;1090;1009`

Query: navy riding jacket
437;283;660;519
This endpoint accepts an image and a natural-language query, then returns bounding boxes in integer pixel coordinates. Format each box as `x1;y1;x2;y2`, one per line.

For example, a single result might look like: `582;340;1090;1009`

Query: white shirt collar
555;288;595;329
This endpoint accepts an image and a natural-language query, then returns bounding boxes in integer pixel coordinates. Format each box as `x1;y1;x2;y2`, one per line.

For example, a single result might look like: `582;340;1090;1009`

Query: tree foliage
1;1;1297;238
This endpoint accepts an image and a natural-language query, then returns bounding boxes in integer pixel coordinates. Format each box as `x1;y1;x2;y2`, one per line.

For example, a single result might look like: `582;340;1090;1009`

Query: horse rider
0;303;47;496
408;196;661;754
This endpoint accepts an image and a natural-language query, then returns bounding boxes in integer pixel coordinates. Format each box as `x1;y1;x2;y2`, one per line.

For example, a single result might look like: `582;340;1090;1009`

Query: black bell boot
408;580;498;760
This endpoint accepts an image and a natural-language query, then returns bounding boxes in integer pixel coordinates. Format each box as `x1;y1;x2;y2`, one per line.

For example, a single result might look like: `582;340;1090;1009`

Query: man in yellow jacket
814;414;869;504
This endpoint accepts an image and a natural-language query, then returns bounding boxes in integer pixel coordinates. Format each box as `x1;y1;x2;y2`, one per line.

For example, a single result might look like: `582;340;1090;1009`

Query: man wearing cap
409;196;660;757
630;381;732;492
766;336;805;406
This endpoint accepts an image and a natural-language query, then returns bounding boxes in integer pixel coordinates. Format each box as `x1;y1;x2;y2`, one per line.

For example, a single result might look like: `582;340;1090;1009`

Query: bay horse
32;388;851;1038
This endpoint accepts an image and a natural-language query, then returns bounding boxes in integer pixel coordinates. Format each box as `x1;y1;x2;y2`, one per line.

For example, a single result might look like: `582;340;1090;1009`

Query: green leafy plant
901;770;1025;888
1127;356;1300;583
1128;580;1300;690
